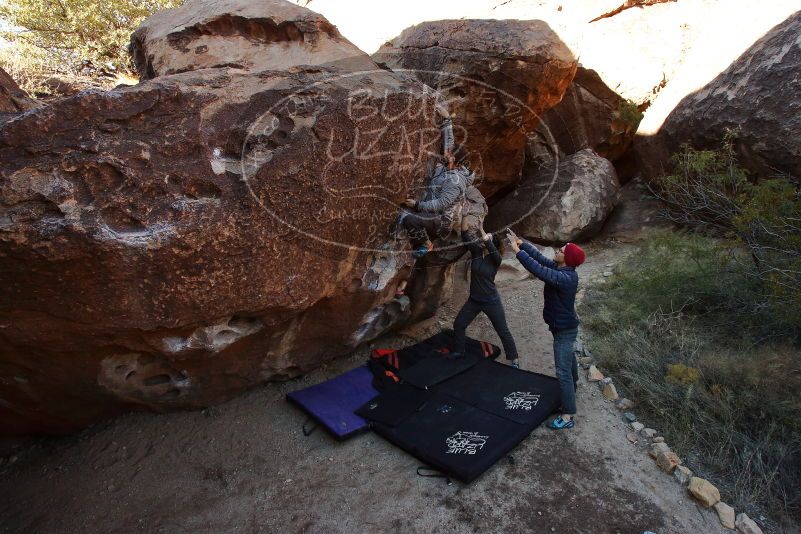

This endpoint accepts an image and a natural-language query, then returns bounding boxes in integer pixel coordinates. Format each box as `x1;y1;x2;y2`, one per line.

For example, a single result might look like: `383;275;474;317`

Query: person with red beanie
508;229;585;430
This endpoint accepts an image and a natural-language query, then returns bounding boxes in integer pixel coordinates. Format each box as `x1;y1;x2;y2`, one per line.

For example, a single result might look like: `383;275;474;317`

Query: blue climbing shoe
548;416;575;430
411;242;433;258
510;360;520;369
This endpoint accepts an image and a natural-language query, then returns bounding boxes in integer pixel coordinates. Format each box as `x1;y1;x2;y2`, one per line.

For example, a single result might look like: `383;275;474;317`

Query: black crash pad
437;359;563;425
364;358;562;482
371;391;531;483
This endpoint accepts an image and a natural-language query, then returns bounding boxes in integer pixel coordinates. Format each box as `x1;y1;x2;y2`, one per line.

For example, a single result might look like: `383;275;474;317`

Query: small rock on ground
602;383;619;400
623;412;637;423
616;398;634;410
649;442;670;458
631;422;645;432
735;513;763;534
713;501;735;529
587;365;604;381
655;451;681;473
688;477;720;507
642;428;657;438
673;465;693;485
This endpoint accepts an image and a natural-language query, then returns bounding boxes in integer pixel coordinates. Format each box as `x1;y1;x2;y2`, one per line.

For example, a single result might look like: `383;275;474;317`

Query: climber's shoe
509;360;520;370
548;416;575;430
412;242;433;259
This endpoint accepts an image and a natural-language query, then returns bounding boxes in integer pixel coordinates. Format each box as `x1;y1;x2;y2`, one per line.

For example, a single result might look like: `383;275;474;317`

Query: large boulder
130;0;373;79
486;149;620;243
528;66;642;169
373;20;577;198
637;10;801;180
0;0;442;435
0;68;38;114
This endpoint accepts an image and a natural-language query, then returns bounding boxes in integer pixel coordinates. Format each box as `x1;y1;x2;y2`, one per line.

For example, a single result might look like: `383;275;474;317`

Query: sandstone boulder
528;66;642;168
486;149;619;243
130;0;374;79
0;68;38;114
638;11;801;180
374;19;577;198
0;0;442;435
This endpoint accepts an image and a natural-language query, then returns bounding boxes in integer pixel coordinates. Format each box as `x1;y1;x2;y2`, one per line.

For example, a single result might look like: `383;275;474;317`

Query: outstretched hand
507;229;522;253
482;233;492;242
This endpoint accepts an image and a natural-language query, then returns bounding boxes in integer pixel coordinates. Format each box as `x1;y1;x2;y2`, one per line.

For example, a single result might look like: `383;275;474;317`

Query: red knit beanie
563;243;585;267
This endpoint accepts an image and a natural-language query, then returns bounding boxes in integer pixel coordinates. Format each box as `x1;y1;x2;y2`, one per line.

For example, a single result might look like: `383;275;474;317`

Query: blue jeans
552;328;579;415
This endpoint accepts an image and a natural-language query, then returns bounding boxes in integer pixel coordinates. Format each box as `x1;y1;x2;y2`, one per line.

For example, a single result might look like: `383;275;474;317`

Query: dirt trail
0;238;725;534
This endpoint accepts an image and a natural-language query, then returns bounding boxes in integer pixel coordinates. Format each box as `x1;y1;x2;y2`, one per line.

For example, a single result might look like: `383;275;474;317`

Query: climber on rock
400;106;474;259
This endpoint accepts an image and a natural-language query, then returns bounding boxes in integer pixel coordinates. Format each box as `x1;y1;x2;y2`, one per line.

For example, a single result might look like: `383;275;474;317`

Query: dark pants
453;298;518;360
401;212;444;248
552;327;579;415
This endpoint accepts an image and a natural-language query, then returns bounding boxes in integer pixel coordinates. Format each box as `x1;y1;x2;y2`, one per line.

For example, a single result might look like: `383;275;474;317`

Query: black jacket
463;232;502;304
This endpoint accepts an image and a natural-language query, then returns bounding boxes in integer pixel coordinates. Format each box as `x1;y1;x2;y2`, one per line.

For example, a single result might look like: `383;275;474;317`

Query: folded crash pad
286;365;378;440
396;352;482;390
437;359;563;425
354;383;432;426
365;357;562;482
371;391;531;483
369;330;500;390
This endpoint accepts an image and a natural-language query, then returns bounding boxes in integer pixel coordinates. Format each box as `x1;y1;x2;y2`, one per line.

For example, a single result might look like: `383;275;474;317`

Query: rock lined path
0;241;725;533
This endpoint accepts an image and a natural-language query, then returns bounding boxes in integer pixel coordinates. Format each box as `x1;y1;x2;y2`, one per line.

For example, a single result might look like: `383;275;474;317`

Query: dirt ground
0;228;731;534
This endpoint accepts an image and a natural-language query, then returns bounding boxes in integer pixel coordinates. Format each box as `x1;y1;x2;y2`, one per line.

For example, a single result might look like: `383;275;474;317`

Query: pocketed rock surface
0;0;442;435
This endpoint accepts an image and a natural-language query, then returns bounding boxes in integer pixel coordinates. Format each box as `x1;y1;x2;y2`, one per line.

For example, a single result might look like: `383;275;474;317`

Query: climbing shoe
548;416;575;430
510;360;520;369
411;242;433;259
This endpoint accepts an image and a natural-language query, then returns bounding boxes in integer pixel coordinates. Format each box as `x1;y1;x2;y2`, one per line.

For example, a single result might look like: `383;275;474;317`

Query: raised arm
515;248;574;288
461;231;483;259
441;117;454;155
483;234;502;267
520;242;557;269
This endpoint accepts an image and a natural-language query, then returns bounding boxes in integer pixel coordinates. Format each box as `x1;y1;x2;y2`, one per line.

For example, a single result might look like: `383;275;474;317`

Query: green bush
582;232;801;523
651;133;801;331
616;99;644;127
0;0;182;85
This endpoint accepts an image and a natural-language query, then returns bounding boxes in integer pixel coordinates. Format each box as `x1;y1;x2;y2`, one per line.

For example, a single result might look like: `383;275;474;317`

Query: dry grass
582;232;801;526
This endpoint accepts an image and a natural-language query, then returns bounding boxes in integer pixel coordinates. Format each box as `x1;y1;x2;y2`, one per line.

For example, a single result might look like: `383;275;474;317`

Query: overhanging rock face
374;19;577;199
0;0;443;434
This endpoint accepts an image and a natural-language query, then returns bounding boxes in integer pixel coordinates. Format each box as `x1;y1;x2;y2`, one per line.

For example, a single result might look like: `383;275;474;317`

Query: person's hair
491;233;505;255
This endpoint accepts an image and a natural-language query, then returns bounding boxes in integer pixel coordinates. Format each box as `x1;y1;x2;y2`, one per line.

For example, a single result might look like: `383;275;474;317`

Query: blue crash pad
286;365;378;440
